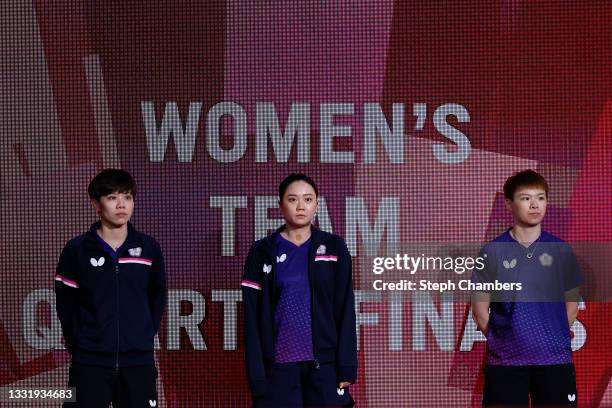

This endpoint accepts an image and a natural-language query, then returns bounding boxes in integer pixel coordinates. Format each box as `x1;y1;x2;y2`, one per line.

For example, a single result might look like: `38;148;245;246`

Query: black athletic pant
63;363;158;408
483;363;577;407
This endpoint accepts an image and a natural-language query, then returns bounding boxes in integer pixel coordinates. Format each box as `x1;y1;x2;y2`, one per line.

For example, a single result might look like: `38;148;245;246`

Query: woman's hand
338;381;351;389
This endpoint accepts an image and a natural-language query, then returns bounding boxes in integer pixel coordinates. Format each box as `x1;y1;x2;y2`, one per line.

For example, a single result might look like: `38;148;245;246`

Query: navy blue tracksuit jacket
55;222;166;368
241;226;358;397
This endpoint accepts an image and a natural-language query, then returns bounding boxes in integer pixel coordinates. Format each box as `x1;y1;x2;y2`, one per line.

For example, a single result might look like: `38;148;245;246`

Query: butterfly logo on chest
502;258;517;269
90;257;105;267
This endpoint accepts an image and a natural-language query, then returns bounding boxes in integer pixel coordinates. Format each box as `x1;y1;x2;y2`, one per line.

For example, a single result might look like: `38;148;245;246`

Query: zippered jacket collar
84;221;143;252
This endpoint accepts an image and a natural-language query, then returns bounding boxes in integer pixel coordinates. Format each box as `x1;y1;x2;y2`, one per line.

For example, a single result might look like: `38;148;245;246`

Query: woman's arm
471;292;491;336
565;287;580;327
241;244;267;397
54;242;79;352
335;239;358;386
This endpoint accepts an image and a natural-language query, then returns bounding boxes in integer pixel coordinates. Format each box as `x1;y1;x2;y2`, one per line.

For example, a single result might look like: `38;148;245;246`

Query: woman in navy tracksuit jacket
242;174;357;407
55;169;165;407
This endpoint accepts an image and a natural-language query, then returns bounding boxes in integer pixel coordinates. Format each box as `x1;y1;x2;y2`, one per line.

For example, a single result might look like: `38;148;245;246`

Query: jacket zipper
308;238;319;370
262;243;277;362
115;262;119;372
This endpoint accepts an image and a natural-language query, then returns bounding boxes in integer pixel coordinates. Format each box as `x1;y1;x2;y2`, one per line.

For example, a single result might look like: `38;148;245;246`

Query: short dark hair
88;169;137;201
503;169;549;200
279;173;318;199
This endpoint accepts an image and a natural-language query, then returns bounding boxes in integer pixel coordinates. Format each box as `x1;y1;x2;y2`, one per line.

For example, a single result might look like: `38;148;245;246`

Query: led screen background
1;1;611;406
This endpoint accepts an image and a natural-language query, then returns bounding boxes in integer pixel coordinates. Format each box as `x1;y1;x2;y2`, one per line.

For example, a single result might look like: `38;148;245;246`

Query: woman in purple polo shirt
242;173;357;407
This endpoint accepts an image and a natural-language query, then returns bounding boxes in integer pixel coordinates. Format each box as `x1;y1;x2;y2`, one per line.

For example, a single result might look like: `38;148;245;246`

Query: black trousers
254;361;354;408
483;363;577;407
63;364;158;408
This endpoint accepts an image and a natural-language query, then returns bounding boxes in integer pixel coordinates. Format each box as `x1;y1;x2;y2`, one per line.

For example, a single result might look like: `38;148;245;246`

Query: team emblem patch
503;258;517;269
128;247;142;257
316;245;326;255
539;252;553;267
90;257;105;267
